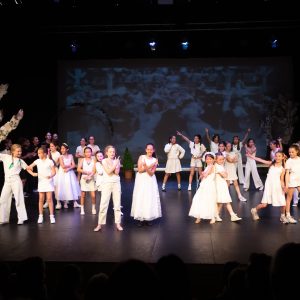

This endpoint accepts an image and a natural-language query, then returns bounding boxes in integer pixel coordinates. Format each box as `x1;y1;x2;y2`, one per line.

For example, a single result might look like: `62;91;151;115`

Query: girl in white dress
94;145;123;232
28;147;56;224
56;143;81;209
43;142;61;209
224;142;247;202
177;131;206;191
131;143;161;226
205;128;220;153
249;151;287;223
284;144;300;224
243;138;264;191
87;136;100;159
162;135;185;191
189;152;217;224
214;153;242;222
77;146;97;215
232;128;251;185
0;144;35;225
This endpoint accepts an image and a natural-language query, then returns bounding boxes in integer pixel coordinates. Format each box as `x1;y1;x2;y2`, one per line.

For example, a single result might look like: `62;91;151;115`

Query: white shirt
34;158;54;179
164;143;185;159
0;154;27;178
189;142;206;158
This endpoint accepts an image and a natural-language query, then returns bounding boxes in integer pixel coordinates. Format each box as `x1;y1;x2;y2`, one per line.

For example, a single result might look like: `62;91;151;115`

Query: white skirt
165;158;182;173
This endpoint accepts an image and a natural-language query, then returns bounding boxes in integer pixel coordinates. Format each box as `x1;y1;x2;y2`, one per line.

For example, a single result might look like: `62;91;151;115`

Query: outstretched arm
0;109;24;143
176;131;190;143
246;153;271;166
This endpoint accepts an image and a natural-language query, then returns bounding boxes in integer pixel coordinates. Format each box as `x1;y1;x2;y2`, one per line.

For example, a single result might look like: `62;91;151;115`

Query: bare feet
116;224;123;231
94;225;101;232
210;218;216;224
195;218;201;224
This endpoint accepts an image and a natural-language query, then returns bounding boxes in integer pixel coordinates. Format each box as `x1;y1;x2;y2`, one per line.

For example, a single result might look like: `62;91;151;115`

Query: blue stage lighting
181;41;189;50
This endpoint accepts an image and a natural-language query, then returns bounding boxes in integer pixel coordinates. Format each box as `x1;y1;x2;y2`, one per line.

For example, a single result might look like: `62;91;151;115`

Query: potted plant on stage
122;147;135;180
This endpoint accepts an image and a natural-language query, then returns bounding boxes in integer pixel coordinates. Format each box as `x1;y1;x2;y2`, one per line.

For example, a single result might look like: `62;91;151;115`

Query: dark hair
215;152;224;157
194;134;202;143
168;135;176;143
61;142;69;149
146;143;156;158
212;134;220;143
95;150;104;162
247;138;255;147
218;141;226;148
205;153;215;160
232;135;241;150
84;146;92;153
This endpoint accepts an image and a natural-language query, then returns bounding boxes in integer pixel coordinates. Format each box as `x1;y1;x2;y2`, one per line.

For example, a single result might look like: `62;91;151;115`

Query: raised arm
277;138;283;151
241;128;251;144
205;128;211;143
176;131;191;143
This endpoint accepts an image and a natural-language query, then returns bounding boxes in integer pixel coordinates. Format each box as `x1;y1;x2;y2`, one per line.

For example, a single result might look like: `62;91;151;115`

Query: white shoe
238;195;247;202
55;203;62;210
215;215;222;222
43;202;49;209
280;215;289;224
250;208;260;221
92;207;97;215
210;217;216;224
286;215;297;224
292;203;298;207
37;215;43;224
231;214;242;222
50;215;56;224
17;220;24;225
258;186;264;191
244;188;249;192
80;209;85;215
188;184;191;191
73;201;81;208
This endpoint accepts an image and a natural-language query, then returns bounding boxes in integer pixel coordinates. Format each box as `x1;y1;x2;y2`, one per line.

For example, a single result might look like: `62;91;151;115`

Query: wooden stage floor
1;173;299;264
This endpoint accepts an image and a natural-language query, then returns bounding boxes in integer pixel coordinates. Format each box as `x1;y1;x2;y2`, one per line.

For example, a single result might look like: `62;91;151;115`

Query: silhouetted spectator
271;242;300;300
156;254;192;300
84;272;108;300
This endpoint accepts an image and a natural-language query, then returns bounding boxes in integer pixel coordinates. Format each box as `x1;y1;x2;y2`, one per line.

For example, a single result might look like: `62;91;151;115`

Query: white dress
80;158;96;192
224;151;238;181
35;158;55;192
131;155;162;221
210;141;219;153
56;155;81;201
215;164;232;203
189;165;217;219
164;143;185;173
261;165;286;206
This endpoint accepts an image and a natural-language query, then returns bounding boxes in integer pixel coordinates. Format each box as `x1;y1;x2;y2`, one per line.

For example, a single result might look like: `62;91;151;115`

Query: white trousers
98;181;122;224
293;189;299;205
235;153;245;184
0;175;28;223
243;158;263;189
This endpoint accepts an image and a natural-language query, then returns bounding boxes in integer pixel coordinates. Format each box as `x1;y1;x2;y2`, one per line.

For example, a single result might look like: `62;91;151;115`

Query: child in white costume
189;152;217;224
214;153;242;222
28;147;56;224
95;150;104;192
162;135;185;191
284;144;300;224
0;144;35;224
177;131;206;191
131;143;161;226
77;146;97;215
205;128;220;154
94;145;123;232
249;151;287;223
231;128;251;185
243;138;264;191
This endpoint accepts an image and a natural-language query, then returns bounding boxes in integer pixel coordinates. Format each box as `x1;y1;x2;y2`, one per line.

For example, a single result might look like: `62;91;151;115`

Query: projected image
58;58;293;164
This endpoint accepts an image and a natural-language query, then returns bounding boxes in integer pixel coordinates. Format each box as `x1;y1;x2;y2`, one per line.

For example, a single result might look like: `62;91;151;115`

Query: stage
0;173;299;265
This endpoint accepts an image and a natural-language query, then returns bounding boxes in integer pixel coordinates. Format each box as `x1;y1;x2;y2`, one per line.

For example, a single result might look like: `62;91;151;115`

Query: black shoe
162;187;166;192
136;221;143;227
145;221;153;226
178;187;181;191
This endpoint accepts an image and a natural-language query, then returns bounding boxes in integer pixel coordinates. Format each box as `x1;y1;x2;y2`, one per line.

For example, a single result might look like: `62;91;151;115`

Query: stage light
181;41;189;50
70;40;79;53
271;39;278;49
148;41;157;51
